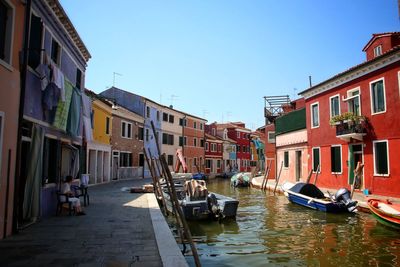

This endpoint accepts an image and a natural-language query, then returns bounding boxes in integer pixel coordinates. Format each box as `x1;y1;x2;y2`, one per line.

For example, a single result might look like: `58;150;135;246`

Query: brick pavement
0;178;187;267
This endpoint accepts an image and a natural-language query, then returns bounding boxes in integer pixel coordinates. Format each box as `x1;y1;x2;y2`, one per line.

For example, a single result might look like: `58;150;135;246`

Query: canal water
167;178;400;267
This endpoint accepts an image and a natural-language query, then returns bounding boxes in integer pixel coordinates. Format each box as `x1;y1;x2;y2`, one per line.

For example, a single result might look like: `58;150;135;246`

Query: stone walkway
0;179;187;267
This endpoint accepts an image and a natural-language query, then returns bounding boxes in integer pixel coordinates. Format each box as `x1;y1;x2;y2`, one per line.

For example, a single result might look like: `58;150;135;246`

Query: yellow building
85;90;112;185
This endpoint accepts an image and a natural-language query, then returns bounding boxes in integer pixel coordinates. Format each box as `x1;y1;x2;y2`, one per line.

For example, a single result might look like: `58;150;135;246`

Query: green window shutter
375;142;388;174
284;151;289;168
331;147;341;173
313;148;320;172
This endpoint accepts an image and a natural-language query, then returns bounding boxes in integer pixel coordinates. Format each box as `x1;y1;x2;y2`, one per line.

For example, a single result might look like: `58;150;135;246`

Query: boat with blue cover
281;182;357;213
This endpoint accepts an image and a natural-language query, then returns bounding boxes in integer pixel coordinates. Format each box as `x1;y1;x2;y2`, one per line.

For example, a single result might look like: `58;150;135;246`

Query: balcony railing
335;121;366;141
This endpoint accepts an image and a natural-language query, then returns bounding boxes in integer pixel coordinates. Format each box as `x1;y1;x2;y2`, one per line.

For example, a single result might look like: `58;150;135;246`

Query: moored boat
162;179;239;220
367;198;400;229
231;172;251;187
281;182;357;213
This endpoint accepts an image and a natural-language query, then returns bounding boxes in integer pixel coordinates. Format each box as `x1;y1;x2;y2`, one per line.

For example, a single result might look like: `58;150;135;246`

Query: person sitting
61;175;86;216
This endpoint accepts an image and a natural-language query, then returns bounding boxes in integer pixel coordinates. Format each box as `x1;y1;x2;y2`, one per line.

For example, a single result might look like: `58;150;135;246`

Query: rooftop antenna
169;94;179;107
113;72;122;87
309;75;312;87
293;88;297;99
226;111;232;122
202;109;209;118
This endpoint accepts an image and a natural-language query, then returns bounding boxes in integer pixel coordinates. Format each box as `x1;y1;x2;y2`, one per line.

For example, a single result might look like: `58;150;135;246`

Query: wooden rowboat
367;198;400;229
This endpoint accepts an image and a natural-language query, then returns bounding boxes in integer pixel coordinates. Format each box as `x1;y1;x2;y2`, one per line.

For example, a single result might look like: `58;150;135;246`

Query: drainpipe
13;0;32;234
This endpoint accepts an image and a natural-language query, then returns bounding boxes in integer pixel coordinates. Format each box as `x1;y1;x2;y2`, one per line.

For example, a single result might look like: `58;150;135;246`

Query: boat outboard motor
335;188;358;212
207;193;220;217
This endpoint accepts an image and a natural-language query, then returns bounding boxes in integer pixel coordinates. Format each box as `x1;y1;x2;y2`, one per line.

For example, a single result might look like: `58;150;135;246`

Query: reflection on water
167;178;400;267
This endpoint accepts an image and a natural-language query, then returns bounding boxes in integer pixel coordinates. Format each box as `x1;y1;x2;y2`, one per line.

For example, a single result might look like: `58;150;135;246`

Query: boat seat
377;203;400;216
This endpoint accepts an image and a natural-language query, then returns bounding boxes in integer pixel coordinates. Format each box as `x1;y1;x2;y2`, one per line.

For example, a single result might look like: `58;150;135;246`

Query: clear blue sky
60;0;399;130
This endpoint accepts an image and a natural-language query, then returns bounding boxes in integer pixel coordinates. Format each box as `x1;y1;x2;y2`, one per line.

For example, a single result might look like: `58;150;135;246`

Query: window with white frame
284;151;289;168
217;144;221;152
330;95;340;118
312;147;320;172
237;132;240;139
119;152;132;167
211;143;216;152
217;160;221;168
370;79;386;114
311;103;319;128
194;138;197;147
105;117;110;135
193;121;197;129
0;0;13;66
212;128;216;136
205;142;209;151
267;131;275;143
373;140;389;176
138;127;144;140
374;45;382;58
347;88;361;116
121;121;132;138
330;145;342;173
162;133;174;145
200;123;203;130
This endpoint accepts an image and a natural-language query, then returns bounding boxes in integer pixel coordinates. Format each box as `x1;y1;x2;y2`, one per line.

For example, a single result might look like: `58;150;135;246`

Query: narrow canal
167;178;400;266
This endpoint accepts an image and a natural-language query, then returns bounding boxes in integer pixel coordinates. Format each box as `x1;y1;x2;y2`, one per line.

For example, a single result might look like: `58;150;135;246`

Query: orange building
0;0;24;239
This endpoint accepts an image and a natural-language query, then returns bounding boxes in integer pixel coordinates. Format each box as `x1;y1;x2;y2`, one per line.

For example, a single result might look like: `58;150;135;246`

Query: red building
215;122;251;172
204;133;224;176
299;32;400;197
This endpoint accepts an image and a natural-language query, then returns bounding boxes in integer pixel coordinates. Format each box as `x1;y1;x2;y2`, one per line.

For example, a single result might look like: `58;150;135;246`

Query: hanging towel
81;93;93;142
36;64;50;91
53;79;73;131
51;63;65;101
67;87;82;137
23;125;44;222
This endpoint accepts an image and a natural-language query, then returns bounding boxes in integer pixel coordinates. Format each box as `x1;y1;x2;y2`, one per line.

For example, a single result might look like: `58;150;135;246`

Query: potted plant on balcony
329;112;366;126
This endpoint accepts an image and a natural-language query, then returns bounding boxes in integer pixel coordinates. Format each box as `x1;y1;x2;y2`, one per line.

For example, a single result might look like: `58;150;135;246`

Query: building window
194;138;197;147
194;157;197;167
0;112;4;174
163;113;168;122
167;155;173;166
267;131;275;143
200;123;203;130
119;152;132;167
76;68;82;89
373;140;389;176
330;145;342;173
0;0;13;65
28;13;43;69
217;160;221;168
347;88;361;116
237;145;241;152
138;127;144;141
211;143;216;152
105;117;110;135
162;133;174;145
206;159;212;169
121;121;132;139
145;129;149;142
51;38;61;66
139;153;144;167
157;111;160;121
205;142;209;151
194;122;197;129
212;128;216;136
169;114;174;123
200;139;204;148
312;147;320;172
311;102;319;128
374;45;382;57
146;107;150;118
370;79;386;114
330;95;340;118
217;144;221;152
284;151;289;168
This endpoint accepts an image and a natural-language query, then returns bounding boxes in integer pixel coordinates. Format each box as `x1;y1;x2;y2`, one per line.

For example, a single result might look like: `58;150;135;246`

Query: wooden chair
71;184;90;206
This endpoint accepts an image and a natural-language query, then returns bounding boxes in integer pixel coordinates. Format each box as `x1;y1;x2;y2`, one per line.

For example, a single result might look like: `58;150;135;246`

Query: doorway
295;151;302;182
112;151;119;180
349;144;363;187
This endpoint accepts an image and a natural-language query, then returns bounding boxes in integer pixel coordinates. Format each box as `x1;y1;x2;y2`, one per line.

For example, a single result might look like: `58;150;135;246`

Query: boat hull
286;192;347;213
367;199;400;230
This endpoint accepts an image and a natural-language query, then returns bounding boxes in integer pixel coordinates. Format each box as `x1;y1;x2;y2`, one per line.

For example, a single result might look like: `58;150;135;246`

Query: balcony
331;112;367;142
335;121;366;142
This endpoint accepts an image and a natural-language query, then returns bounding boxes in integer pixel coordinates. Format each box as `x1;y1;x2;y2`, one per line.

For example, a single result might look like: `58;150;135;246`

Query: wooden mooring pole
150;121;201;267
273;161;284;195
